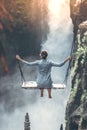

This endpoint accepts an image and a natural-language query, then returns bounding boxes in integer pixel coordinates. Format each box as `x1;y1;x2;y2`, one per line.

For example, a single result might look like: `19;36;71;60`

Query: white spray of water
0;0;73;130
42;0;73;82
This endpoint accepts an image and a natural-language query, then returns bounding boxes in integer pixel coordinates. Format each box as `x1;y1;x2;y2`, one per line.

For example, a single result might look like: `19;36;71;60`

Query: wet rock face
65;1;87;130
70;0;87;42
0;0;49;69
70;0;87;25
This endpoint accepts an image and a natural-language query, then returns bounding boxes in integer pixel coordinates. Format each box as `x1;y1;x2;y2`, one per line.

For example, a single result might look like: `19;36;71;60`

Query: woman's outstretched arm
51;56;72;67
63;56;72;64
16;55;38;66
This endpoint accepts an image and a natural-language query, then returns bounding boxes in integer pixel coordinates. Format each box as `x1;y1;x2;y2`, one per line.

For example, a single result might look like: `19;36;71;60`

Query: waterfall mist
42;0;73;82
0;0;73;130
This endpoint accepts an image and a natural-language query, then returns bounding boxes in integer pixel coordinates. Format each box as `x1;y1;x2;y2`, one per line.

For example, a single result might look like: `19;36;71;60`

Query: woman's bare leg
40;88;44;97
47;88;52;98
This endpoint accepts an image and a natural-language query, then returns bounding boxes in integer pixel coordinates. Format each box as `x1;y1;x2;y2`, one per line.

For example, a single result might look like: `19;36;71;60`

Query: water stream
0;0;73;130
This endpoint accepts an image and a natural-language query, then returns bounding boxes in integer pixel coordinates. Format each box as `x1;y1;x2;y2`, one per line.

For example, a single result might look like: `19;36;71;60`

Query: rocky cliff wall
65;0;87;130
0;0;48;69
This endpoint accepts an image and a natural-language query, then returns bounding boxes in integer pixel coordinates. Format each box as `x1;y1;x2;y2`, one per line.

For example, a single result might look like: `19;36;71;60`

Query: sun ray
48;0;62;14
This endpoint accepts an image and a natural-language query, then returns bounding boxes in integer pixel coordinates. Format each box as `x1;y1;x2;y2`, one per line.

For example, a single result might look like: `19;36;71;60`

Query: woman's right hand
64;56;72;64
67;56;72;61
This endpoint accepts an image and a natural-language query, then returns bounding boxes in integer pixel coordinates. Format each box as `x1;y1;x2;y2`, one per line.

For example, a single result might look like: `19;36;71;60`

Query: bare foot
49;96;52;98
40;94;43;97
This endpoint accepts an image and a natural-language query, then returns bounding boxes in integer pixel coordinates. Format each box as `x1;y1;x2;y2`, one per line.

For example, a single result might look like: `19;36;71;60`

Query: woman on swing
16;50;71;98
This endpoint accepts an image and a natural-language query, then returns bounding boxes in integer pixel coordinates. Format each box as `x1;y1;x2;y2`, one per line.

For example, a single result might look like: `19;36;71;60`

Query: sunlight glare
48;0;62;14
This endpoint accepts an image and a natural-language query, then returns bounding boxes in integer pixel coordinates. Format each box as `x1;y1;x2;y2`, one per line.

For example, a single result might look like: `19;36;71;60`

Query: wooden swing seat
22;81;66;89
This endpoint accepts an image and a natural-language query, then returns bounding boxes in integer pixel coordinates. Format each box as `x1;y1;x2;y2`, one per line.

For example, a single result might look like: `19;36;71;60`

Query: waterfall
27;1;73;130
0;0;73;130
42;0;73;83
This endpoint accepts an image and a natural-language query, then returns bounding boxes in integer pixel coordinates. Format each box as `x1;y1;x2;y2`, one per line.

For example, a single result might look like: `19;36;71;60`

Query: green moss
76;33;87;61
71;58;78;79
70;31;87;103
71;35;87;83
69;79;81;102
81;90;87;103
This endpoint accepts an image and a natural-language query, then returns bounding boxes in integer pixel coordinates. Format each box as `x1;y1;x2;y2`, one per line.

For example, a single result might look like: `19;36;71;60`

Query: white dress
23;59;65;88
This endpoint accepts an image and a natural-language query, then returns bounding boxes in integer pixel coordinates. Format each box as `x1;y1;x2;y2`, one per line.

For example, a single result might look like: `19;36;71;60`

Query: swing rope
14;41;74;86
16;52;73;86
13;43;26;82
63;41;74;85
17;53;73;86
17;60;25;82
